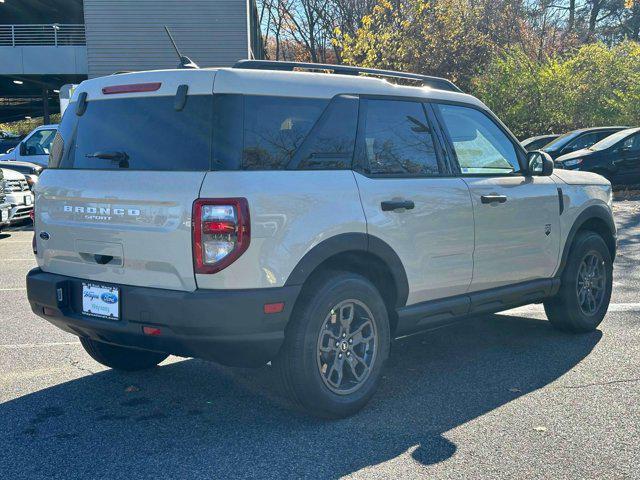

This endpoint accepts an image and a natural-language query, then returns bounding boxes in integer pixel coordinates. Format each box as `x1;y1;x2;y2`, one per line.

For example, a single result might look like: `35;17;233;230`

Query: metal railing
0;24;85;46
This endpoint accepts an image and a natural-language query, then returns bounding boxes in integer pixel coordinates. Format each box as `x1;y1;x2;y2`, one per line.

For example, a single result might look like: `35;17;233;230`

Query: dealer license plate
82;283;120;320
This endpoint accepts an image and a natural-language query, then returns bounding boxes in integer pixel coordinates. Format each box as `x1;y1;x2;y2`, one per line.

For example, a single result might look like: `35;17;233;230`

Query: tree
473;41;640;137
338;0;522;90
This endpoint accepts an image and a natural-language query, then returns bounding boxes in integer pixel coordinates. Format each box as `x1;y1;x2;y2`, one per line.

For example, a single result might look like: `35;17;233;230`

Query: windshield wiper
85;151;129;168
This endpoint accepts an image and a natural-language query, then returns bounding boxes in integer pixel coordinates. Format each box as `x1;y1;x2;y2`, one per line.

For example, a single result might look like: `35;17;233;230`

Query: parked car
0;161;42;191
0;168;34;223
542;126;628;160
0;130;22;154
26;61;616;418
0;169;12;232
0;124;58;167
521;134;558;151
555;127;640;185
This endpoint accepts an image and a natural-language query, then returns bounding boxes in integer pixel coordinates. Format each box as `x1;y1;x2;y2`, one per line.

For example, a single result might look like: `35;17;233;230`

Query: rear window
51;95;212;170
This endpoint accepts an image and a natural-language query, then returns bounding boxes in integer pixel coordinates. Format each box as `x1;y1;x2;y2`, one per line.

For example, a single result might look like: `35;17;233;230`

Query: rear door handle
381;200;415;211
480;194;507;204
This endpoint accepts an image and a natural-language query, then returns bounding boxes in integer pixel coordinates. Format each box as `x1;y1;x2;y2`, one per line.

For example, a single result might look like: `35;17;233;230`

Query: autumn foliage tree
337;0;522;90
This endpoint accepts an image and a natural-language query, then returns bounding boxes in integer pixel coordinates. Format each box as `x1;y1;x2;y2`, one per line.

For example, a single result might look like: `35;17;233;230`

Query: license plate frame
82;282;120;321
0;209;8;223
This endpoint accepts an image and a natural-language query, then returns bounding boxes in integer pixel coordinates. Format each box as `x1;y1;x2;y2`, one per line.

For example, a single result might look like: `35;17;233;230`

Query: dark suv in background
0;130;22;155
543;126;628;160
556;127;640;186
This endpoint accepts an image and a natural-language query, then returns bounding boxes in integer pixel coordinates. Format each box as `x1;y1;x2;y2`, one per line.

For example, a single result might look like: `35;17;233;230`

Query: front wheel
276;271;390;418
544;231;613;333
80;337;168;371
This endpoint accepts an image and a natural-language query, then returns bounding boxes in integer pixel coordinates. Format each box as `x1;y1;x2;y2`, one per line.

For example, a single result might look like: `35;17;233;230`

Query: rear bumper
26;268;301;367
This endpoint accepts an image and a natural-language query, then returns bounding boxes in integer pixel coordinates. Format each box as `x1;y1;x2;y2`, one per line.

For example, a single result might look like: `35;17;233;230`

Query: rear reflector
263;302;285;314
102;82;161;95
142;326;162;336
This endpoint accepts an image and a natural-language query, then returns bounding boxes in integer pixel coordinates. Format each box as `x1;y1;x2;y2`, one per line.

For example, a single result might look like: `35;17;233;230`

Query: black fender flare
558;204;616;274
284;233;409;307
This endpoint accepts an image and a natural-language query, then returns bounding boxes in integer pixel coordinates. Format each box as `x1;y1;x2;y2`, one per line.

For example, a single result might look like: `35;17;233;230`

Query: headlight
563;158;583;167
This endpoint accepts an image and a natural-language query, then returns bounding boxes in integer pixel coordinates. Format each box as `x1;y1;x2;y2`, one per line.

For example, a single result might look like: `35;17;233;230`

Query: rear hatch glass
50;95;212;170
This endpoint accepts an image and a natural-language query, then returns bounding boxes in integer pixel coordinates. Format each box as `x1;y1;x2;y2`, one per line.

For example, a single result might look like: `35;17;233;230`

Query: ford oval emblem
100;292;118;304
39;232;50;240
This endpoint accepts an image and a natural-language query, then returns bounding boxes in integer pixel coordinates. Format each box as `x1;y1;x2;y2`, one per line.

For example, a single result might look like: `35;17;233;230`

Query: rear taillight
192;198;250;274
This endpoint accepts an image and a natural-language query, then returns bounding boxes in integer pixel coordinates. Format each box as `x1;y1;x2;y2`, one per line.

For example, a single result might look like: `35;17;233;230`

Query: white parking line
0;287;26;291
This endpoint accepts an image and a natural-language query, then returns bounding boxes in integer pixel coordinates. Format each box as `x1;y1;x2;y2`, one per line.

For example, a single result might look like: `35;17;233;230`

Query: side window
622;133;640;153
24;129;56;156
361;98;440;176
566;132;604;152
436;104;520;175
242;96;328;170
295;95;358;170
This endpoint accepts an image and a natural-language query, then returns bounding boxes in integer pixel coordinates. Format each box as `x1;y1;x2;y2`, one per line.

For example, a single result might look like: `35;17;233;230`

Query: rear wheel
80;337;168;371
276;271;390;418
544;231;612;333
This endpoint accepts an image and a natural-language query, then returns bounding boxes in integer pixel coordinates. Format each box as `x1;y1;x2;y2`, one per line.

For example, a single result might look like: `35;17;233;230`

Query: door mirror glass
527;150;553;176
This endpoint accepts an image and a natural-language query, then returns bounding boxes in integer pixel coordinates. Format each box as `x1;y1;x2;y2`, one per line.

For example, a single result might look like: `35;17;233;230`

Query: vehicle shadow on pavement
0;314;600;479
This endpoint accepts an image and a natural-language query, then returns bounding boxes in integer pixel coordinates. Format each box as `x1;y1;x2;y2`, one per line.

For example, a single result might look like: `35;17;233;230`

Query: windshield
542;130;582;152
589;129;638;151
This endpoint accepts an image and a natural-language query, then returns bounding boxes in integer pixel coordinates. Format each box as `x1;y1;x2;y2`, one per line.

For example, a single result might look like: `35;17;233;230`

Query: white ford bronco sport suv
27;61;616;418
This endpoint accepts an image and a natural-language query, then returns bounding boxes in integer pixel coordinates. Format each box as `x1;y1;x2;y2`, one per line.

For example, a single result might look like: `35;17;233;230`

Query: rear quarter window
51;95;212;171
242;96;328;170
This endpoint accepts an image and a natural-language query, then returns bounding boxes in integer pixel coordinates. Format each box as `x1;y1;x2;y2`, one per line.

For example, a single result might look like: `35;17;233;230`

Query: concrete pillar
42;88;50;124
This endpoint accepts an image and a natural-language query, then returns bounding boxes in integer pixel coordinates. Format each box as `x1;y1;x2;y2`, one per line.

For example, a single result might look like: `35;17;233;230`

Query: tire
276;270;391;419
80;337;168;371
544;231;613;333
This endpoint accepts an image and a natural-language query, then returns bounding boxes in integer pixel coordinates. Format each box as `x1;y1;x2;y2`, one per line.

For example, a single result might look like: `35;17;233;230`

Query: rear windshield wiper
85;151;129;168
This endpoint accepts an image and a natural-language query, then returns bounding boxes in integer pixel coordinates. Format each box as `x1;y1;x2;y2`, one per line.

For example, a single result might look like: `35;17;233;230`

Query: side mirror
19;142;26;156
527;150;554;176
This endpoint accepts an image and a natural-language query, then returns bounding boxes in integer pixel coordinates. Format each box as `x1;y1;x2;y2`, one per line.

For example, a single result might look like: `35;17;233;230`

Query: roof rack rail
233;60;463;93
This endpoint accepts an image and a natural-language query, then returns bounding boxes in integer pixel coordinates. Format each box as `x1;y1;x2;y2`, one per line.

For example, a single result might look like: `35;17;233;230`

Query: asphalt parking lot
1;195;639;480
